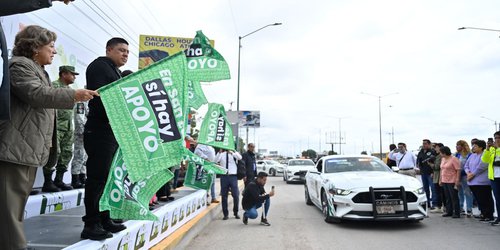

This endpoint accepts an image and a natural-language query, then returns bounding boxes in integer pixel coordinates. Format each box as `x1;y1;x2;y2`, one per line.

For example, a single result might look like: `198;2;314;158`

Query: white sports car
304;155;427;223
283;159;316;183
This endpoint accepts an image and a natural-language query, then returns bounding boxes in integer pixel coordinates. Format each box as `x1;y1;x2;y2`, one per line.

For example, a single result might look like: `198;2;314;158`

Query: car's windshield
288;160;315;166
324;157;390;173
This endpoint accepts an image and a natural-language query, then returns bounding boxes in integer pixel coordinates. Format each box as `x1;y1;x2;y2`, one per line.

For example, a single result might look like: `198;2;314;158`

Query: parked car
256;160;284;176
283;159;316;183
304;155;427;223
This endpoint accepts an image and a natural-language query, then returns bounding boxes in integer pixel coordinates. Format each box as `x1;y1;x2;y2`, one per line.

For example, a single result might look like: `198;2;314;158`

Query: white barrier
64;189;207;250
24;189;84;219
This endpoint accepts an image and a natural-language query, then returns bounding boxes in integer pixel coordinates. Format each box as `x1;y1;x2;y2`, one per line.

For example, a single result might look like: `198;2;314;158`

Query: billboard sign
239;111;260;128
139;34;214;69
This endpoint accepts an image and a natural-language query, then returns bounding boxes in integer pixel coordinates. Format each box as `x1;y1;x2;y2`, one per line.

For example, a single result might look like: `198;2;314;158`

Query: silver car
256;160;284;176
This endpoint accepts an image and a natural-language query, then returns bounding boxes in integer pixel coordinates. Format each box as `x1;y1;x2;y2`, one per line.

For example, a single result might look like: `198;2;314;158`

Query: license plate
376;205;395;214
375;200;400;206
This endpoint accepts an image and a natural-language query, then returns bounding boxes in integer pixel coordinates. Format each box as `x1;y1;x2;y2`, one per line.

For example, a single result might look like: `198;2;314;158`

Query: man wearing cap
41;65;79;192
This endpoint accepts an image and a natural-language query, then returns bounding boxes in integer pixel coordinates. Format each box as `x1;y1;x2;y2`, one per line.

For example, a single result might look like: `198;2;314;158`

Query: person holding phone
241;172;275;226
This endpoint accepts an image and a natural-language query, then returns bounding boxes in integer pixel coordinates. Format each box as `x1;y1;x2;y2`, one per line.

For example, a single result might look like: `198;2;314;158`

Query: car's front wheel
321;191;336;223
269;168;276;176
304;184;313;205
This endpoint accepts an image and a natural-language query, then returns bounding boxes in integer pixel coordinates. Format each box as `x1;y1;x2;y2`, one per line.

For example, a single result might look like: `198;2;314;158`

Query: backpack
236;158;246;180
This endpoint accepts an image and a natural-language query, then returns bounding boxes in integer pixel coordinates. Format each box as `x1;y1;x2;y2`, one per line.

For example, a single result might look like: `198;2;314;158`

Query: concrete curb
151;180;244;250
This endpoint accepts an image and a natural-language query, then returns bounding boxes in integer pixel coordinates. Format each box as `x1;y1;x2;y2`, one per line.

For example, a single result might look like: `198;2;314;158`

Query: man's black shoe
223;216;229;220
491;219;500;226
29;189;40;195
482;218;494;223
102;220;127;233
42;181;60;193
260;218;271;226
235;214;241;219
81;224;113;240
242;214;248;225
54;180;73;191
113;219;124;224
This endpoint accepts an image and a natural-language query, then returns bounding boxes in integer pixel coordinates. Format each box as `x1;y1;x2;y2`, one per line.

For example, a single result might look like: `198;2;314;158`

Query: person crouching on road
242;172;274;226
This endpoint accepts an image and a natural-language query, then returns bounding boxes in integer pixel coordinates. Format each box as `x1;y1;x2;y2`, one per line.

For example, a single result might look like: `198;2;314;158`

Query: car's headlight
329;188;352;196
414;187;424;195
287;170;292;174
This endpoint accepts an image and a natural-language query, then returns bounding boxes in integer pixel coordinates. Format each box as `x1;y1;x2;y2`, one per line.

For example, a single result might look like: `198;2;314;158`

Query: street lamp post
336;117;348;155
360;92;399;159
480;116;500;131
236;23;282;150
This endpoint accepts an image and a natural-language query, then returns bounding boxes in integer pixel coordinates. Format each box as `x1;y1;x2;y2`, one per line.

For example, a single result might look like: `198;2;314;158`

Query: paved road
186;176;500;250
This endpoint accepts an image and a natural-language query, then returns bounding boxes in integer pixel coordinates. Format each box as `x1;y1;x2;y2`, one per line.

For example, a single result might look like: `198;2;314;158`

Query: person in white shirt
216;149;242;220
194;143;219;203
389;142;417;177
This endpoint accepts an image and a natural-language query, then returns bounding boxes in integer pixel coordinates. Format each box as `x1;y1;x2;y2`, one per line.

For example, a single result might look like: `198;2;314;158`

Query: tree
301;149;317;159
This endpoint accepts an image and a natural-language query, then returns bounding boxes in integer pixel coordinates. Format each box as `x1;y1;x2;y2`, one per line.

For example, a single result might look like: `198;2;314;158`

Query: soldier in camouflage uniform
71;99;88;188
42;66;79;192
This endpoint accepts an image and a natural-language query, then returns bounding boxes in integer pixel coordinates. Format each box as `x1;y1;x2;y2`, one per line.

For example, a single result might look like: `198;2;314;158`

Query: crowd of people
388;135;500;226
0;3;275;248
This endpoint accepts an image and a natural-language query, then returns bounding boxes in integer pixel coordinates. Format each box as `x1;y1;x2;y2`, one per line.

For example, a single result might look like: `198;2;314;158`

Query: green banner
197;103;235;151
98;52;188;182
182;147;228;191
99;149;173;220
185;31;230;82
187;80;208;110
183;162;214;191
183;148;227;175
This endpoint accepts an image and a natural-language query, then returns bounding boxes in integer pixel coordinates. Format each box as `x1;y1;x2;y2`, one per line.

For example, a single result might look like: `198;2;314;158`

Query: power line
125;1;157;34
81;1;133;44
78;1;138;57
88;0;140;48
49;7;103;49
140;1;168;35
72;3;113;37
28;12;98;57
100;0;140;38
226;0;239;35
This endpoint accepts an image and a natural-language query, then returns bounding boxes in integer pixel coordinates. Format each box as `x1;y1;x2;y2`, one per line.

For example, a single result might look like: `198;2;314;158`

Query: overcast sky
4;0;500;157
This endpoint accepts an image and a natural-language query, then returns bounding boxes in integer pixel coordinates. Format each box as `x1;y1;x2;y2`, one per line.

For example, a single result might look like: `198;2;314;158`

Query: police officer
71;99;88;188
42;65;78;192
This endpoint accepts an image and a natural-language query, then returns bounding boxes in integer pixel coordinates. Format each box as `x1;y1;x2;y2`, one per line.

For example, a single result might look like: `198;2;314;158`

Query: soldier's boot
54;170;73;191
79;173;87;187
71;174;84;188
42;171;61;193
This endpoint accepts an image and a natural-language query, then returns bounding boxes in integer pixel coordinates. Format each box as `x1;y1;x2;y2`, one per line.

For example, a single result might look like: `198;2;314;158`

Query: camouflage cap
59;65;79;75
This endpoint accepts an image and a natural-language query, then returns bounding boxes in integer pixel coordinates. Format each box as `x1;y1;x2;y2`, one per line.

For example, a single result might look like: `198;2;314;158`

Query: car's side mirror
309;170;320;175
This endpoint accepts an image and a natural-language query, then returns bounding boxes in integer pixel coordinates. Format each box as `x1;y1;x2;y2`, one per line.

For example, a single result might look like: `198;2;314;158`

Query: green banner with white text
99;149;173;220
98;53;188;182
197;103;235;151
185;31;230;82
